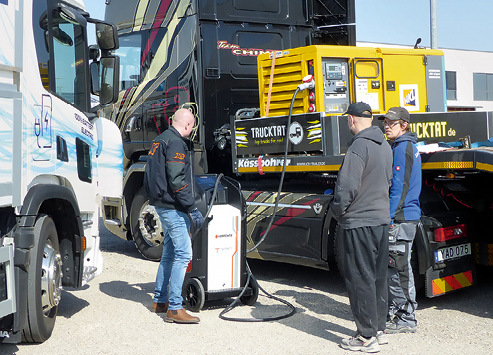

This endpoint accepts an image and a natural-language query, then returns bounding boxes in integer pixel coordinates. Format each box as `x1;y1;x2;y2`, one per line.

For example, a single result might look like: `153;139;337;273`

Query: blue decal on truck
0;0;7;5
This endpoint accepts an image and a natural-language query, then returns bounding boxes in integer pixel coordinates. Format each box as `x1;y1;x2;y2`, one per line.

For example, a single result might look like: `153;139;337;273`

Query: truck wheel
240;275;259;306
333;225;345;278
184;278;205;312
22;215;62;343
130;187;164;261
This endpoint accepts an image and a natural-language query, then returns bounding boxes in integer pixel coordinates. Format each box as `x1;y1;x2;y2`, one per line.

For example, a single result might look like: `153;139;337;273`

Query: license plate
434;243;471;262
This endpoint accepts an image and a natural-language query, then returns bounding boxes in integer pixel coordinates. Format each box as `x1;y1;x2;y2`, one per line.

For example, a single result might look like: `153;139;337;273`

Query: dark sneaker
340;334;380;353
376;331;388;345
386;320;417;334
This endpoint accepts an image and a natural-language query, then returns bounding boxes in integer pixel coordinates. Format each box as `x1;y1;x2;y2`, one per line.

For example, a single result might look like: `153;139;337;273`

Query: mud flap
425;262;475;297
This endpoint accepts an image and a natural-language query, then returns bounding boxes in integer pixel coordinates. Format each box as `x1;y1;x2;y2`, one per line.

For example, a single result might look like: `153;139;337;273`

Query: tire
333;224;345;279
240;275;259;306
130;186;164;261
184;278;205;312
22;215;62;343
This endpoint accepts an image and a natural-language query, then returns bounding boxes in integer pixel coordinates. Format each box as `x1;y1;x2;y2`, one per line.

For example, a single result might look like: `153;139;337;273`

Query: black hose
218;261;296;322
219;88;301;322
247;87;301;253
191;173;224;241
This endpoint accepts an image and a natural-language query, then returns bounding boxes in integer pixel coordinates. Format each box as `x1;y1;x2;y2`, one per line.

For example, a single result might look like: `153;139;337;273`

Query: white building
358;42;493;112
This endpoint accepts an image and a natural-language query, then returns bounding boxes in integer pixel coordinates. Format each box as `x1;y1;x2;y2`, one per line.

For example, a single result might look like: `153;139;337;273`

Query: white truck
0;0;121;343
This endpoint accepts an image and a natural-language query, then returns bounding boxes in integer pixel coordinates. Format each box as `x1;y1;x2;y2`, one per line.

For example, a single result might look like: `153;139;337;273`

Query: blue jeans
153;207;192;310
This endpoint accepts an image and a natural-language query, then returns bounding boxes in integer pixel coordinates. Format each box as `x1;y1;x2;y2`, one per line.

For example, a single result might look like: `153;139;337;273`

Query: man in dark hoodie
331;102;393;353
379;107;421;334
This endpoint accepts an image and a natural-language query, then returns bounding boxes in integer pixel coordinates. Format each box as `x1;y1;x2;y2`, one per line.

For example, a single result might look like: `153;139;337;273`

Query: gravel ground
3;224;493;355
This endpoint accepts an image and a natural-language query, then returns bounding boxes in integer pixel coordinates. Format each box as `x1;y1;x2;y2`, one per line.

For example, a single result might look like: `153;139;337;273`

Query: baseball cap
379;106;410;123
344;102;373;118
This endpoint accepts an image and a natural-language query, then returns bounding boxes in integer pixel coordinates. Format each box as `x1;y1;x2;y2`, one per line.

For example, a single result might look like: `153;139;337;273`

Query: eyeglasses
382;120;400;128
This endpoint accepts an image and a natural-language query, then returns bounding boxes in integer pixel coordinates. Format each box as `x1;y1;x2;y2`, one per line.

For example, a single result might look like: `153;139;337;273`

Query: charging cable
247;75;314;253
191;173;224;241
219;76;314;322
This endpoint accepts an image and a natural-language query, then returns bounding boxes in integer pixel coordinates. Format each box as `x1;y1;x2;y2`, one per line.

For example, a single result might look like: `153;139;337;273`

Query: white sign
400;84;420;111
207;205;242;291
288;122;303;145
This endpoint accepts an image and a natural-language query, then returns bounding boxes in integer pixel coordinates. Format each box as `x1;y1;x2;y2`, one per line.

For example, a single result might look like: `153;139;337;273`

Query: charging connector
297;74;315;91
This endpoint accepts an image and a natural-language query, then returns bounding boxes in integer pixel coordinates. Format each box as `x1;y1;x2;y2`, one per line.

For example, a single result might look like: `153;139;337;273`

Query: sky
84;0;493;52
355;0;493;52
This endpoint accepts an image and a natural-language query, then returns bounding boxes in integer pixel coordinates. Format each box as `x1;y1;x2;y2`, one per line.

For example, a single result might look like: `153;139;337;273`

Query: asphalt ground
2;223;493;355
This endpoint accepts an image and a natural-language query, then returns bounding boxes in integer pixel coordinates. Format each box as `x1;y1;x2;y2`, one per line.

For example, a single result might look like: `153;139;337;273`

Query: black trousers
341;224;389;338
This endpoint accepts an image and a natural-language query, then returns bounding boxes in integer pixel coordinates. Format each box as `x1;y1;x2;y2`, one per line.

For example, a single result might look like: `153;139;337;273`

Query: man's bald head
172;108;195;138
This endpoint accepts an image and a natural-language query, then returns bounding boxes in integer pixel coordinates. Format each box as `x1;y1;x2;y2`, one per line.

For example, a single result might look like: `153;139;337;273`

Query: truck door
32;2;95;163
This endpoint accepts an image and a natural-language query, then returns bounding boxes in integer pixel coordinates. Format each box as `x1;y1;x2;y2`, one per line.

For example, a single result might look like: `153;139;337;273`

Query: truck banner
409;111;493;144
234;113;323;156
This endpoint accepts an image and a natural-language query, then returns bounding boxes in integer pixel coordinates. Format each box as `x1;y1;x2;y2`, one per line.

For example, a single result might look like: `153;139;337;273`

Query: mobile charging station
182;174;259;312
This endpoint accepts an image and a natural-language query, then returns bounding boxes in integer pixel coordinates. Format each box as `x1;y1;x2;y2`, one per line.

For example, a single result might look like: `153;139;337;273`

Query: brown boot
165;309;200;324
151;302;169;313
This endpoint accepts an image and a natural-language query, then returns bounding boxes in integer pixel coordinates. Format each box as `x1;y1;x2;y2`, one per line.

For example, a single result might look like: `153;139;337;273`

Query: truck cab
0;0;121;343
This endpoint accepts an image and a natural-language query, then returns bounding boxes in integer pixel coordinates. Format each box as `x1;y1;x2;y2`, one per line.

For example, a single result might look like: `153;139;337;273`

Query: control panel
322;58;350;114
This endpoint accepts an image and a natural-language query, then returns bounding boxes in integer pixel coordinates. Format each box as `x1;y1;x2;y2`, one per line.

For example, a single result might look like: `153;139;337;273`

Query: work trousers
388;222;418;326
341;224;389;338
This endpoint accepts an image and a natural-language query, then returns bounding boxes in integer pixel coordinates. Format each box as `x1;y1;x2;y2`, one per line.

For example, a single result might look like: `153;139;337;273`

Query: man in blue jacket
144;108;204;324
331;102;393;353
380;106;421;334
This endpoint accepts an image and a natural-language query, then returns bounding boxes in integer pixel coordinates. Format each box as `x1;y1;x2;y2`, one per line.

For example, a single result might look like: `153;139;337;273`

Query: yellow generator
257;45;446;118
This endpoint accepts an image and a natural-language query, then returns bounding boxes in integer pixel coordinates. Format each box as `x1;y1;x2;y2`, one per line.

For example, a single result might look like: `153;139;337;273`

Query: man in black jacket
144;108;204;324
331;102;393;352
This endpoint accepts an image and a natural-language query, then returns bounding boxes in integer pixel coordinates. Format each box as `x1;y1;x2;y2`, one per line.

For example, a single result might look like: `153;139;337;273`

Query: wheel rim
40;241;63;315
186;283;199;308
138;203;164;247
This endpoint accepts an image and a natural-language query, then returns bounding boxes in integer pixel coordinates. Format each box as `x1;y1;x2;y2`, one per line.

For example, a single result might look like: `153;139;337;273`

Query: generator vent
258;54;307;117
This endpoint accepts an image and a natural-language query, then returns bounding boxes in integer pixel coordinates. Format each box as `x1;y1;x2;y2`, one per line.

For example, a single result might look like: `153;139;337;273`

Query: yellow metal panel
381;54;428;112
257;45;443;117
353;58;384;113
378;47;444;57
355;61;379;77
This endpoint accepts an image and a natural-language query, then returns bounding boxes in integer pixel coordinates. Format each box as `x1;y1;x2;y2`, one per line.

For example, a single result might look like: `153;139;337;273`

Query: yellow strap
265;52;278;117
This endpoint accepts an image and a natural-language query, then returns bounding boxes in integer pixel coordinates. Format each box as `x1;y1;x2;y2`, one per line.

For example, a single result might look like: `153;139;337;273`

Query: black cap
344;102;372;118
379;106;410;123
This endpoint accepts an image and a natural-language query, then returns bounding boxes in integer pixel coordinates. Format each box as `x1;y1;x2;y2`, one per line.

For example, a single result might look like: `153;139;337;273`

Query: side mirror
59;4;87;26
96;22;119;51
100;56;120;106
90;62;100;95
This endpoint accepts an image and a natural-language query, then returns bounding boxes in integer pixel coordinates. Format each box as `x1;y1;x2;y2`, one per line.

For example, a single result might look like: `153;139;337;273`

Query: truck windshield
115;33;142;90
